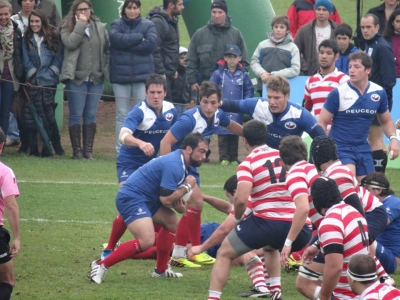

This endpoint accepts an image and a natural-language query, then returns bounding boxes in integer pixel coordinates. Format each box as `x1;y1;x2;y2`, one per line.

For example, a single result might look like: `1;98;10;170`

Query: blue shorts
116;164;138;183
376;243;398;274
116;191;162;226
188;166;200;186
201;222;220;258
227;215;312;255
365;206;388;242
337;145;374;176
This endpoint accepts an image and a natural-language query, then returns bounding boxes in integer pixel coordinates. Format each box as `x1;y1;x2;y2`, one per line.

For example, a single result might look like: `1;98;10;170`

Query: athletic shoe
151;265;183;278
270;290;283;300
230;161;239;166
169;257;201;268
380;276;396;287
286;254;302;271
101;249;112;260
237;286;270;298
89;260;108;284
221;160;230;165
190;251;216;265
102;241;121;250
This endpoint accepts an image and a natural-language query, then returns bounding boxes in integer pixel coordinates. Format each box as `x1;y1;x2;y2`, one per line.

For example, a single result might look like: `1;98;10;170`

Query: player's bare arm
4;195;20;257
377;111;399;160
159;131;178;155
319;252;343;300
225;120;243;137
317;108;334;134
233;182;252;222
119;127;155;157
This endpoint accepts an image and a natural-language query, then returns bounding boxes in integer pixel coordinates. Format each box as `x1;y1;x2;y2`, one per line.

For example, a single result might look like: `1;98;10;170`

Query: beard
190;154;202;168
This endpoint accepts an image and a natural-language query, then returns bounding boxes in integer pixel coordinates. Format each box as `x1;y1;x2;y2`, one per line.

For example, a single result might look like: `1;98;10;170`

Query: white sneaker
151;265;183;278
89;260;108;284
380;276;396;287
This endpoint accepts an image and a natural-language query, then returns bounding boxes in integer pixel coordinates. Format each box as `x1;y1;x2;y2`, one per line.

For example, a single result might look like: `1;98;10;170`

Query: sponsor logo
237;225;241;231
136;207;146;216
121;171;128;178
145;118;154;122
345;109;377;114
165;113;173;121
268;132;284;139
284;122;296;129
236;78;243;85
214;118;220;127
371;94;380;102
374;159;384;167
143;130;169;134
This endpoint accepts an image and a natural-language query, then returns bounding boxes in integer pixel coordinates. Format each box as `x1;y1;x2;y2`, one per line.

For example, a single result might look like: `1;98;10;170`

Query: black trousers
218;134;239;162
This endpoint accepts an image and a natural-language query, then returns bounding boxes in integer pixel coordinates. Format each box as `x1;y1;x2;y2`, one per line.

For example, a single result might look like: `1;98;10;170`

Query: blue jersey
119;149;188;202
222;98;320;149
377;194;400;257
170;106;231;150
324;82;388;147
117;100;178;170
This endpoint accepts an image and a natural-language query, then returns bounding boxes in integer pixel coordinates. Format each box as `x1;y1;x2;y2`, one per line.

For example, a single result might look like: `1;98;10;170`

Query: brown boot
83;123;96;160
68;124;83;159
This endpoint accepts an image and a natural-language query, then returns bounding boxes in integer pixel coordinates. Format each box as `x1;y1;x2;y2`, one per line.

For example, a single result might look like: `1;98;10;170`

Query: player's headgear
311;177;342;215
310;136;338;172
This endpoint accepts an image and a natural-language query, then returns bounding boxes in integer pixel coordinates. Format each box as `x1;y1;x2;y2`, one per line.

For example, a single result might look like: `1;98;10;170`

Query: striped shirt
286;160;321;227
319;203;369;299
360;281;400;300
358;186;383;213
237;145;293;221
230;199;253;220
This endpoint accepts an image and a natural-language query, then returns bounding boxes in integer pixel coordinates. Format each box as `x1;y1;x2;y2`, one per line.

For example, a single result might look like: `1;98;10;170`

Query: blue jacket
109;16;157;84
22;35;63;87
335;43;359;75
210;59;254;134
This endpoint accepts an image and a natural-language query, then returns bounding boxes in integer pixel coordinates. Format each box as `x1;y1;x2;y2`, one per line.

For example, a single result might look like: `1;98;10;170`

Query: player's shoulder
366;81;385;94
162;101;176;112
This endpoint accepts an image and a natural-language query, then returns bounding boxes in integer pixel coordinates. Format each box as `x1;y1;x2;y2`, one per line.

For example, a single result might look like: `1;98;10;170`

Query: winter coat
287;0;341;38
171;64;194;104
210;59;254;135
335;43;359;75
186;16;249;86
148;6;180;79
251;33;300;91
23;88;56;130
60;19;110;85
294;19;338;75
389;34;400;78
109;16;157;84
22;36;63;87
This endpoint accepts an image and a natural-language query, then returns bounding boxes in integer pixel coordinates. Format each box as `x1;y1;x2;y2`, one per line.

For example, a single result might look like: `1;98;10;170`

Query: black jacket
10;19;24;82
171;65;195;104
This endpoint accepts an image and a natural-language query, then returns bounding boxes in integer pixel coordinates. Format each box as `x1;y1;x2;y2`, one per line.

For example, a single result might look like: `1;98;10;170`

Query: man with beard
148;0;184;101
89;133;208;284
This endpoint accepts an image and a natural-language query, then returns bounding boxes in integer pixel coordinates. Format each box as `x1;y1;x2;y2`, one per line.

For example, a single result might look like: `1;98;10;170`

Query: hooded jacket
335;43;359;75
186;16;249;86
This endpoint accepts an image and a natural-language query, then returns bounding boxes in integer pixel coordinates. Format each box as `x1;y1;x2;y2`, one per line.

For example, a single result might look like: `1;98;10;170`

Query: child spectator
334;23;359;74
210;45;254;165
171;46;196;116
383;9;400;78
251;15;300;96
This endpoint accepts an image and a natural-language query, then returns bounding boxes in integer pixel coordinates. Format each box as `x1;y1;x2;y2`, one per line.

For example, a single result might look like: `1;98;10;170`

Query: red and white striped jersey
319;203;369;299
230;199;253;219
303;69;349;124
358;186;383;213
360;281;400;300
286;160;321;226
237;145;293;221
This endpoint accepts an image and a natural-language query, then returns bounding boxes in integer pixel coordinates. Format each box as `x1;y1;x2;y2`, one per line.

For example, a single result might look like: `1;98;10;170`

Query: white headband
347;269;378;282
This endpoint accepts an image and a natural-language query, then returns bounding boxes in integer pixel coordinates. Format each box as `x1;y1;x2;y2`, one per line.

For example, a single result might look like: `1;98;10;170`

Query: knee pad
373;150;387;173
298;265;323;281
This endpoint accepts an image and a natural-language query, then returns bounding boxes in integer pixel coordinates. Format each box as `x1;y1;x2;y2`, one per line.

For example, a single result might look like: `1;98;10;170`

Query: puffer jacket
109;16;157;84
186;16;249;86
209;59;254;134
148;6;179;79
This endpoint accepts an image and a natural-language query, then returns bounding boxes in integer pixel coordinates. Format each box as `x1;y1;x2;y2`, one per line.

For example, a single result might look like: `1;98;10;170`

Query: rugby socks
260;256;270;284
0;282;13;300
207;290;222;300
186;206;202;246
245;256;269;292
313;286;321;300
373;150;387;173
291;250;303;261
374;256;388;277
105;214;126;251
131;245;157;260
269;277;281;293
155;228;176;273
100;239;142;268
174;215;190;252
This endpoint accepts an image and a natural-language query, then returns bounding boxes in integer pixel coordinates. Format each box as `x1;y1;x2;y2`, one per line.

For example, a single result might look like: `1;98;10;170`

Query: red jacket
287;0;341;38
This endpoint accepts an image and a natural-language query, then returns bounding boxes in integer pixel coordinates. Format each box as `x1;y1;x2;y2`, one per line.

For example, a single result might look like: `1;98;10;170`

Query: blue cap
224;45;241;56
315;0;333;13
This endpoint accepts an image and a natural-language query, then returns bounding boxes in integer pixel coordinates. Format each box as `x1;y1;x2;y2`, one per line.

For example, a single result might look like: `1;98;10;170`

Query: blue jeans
7;113;19;139
175;103;186;116
0;81;15;135
113;82;145;152
66;80;104;126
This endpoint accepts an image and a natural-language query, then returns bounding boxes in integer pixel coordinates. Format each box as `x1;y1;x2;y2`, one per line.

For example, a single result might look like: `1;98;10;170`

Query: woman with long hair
383;9;400;78
60;0;109;159
22;9;64;157
110;0;157;153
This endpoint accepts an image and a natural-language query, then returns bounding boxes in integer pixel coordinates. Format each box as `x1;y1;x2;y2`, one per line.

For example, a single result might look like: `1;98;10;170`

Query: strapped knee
298;265;323;281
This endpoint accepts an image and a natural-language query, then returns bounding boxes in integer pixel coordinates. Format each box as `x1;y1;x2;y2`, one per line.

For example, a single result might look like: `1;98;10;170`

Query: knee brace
298;265;323;281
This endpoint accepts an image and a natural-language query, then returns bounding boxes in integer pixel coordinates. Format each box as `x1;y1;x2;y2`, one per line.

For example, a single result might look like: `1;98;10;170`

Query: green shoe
221;160;230;165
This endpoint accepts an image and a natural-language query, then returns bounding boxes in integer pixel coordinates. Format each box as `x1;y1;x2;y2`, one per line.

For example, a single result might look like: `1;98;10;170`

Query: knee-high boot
51;122;65;156
83;123;96;160
69;124;83;159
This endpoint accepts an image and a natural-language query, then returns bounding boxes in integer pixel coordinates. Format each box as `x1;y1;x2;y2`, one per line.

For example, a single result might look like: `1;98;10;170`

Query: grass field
3;0;400;299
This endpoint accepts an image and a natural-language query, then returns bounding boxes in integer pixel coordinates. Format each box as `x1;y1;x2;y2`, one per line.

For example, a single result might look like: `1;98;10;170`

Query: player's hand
260;72;271;83
171;198;186;214
388;140;399;160
191;83;200;91
302;245;319;264
139;142;155;156
280;245;292;267
10;238;20;259
187;245;202;258
185;175;196;189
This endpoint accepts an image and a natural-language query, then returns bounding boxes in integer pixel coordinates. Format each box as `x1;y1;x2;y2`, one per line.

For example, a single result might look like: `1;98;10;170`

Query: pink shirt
0;162;19;225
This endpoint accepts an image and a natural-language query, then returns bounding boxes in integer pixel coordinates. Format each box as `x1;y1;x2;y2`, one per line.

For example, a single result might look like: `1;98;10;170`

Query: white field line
17;218;111;225
17;179;221;188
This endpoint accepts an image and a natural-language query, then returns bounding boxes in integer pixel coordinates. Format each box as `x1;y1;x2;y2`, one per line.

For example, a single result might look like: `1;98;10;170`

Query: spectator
287;0;341;38
60;0;110;160
210;45;253;165
10;0;61;26
294;0;338;75
355;0;400;50
250;15;300;96
361;13;396;173
110;0;157;154
22;10;64;157
383;9;400;78
334;23;359;74
186;0;249;92
148;0;184;102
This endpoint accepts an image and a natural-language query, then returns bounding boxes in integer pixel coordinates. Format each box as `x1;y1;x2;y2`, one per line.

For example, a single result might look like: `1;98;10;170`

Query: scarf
0;19;14;61
268;32;286;45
